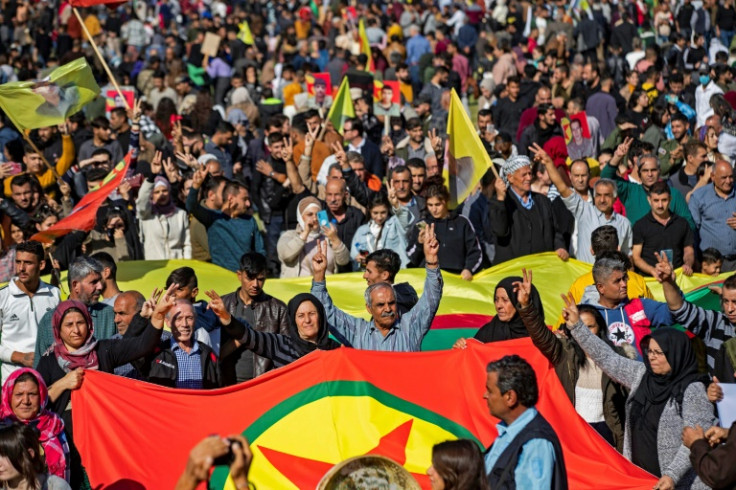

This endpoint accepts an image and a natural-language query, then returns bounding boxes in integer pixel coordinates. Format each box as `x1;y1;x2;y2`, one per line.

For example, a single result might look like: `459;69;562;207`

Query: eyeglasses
644;348;665;357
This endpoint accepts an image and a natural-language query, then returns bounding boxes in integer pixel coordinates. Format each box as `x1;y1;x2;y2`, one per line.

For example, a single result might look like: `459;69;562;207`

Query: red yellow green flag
444;89;492;208
73;341;657;489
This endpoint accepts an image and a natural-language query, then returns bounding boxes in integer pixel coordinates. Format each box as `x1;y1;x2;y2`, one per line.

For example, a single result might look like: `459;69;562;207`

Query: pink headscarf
51;300;99;373
0;368;68;480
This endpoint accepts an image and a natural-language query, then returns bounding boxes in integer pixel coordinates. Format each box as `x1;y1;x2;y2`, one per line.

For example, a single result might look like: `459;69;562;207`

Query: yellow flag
358;18;375;72
238;20;254;45
0;58;100;131
326;76;355;135
443;89;492;208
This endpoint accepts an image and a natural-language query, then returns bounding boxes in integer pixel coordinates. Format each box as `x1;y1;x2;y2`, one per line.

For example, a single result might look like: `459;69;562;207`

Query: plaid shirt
139;115;161;137
171;338;203;389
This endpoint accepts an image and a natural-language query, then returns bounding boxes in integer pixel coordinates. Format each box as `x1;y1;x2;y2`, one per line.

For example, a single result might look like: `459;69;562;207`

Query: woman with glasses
561;295;716;490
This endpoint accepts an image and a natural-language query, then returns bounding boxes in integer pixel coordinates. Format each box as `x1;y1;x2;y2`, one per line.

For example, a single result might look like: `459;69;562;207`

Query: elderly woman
136;154;191;260
453;276;544;349
514;269;628;452
277;196;349;277
0;368;69;480
36;289;174;488
561;294;716;490
207;290;340;368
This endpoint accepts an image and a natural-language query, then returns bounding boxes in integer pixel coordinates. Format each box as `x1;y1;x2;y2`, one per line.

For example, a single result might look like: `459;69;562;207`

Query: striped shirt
672;300;736;374
688;184;736;254
171;338;203;389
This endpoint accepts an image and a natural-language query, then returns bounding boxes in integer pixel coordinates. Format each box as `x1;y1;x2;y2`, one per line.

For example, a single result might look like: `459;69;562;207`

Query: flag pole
21;131;60;179
72;7;130;110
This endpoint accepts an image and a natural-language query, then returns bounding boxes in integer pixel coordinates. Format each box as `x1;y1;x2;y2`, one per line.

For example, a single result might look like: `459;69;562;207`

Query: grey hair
67;256;103;289
364;282;396;308
346;151;364;164
165;299;194;320
592;257;628;284
637;153;659;168
594;178;618;199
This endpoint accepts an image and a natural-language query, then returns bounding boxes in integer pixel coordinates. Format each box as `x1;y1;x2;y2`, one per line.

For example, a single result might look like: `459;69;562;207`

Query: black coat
142;339;220;389
487;191;565;264
406;212;482;274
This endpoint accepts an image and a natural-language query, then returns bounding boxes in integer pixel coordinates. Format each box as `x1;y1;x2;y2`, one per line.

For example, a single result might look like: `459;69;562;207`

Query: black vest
486;411;568;490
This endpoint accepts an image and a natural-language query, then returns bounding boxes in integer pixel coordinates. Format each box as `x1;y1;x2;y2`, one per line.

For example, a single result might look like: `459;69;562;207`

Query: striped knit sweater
672;301;736;375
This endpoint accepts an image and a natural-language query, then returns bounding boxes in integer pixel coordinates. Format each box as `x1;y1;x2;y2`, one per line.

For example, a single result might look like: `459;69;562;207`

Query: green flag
327;76;355;135
0;58;100;131
187;63;207;86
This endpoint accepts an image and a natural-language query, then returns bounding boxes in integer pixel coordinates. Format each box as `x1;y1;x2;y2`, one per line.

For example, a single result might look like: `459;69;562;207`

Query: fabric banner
72;340;657;489
444;89;492;208
0;57;100;131
37;254;726;349
30;155;130;243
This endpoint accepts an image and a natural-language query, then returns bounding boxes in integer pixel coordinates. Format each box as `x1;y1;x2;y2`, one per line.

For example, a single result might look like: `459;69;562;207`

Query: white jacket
0;279;60;382
136;180;192;260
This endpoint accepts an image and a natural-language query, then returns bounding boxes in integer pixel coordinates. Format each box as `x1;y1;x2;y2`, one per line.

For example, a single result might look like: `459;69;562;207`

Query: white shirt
695;81;724;128
0;279;60;382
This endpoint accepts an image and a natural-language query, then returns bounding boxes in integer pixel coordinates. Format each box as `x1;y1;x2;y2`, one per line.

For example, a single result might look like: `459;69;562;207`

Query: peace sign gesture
512;268;533;308
150;150;163;175
128;98;143;125
282;136;294;163
312;239;328;282
560;292;579;327
528;143;554;167
386;179;399;208
305;123;321;150
614;136;634;159
331;141;348;169
430;128;443;155
205;290;231;324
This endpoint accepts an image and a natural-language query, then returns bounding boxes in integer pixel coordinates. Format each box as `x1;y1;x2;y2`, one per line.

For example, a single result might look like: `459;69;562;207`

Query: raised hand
529;143;554;167
311;239;328;280
494;177;507;201
153;282;179;322
331;141;348;168
614;136;634;159
513;268;533;307
141;287;163;319
653;251;675;283
430;128;443;154
57;179;72;199
128;98;143;125
175;151;198;169
423;223;439;267
321;222;338;242
282;136;294;163
191;164;208;189
151;150;163;175
386;179;399;208
205;290;231;323
707;376;723;403
163;157;181;183
305;124;321;150
560;292;579;326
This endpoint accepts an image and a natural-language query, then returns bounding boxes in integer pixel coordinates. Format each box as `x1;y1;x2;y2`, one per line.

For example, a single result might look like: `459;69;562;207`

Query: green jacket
601;164;696;229
657;138;684;178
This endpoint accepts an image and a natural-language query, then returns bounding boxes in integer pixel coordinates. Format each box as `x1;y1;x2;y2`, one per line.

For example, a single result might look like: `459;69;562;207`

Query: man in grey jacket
311;224;443;352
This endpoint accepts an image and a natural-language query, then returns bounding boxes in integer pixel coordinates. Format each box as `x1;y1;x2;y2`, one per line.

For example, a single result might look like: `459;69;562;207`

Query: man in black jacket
488;155;567;264
143;299;220;389
483;355;568;489
492;76;526;145
220;252;288;385
324;178;366;272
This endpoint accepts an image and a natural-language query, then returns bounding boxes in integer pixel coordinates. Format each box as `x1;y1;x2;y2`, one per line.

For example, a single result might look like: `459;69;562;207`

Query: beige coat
277;229;350;278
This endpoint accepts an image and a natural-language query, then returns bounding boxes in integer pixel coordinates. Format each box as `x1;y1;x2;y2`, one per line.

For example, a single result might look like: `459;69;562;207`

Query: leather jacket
221;290;289;383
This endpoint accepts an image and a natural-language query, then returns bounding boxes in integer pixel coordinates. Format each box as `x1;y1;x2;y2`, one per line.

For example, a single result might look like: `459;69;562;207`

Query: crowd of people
0;0;735;487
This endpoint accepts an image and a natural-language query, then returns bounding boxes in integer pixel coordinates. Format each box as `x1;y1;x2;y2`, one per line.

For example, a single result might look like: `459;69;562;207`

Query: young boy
701;248;724;276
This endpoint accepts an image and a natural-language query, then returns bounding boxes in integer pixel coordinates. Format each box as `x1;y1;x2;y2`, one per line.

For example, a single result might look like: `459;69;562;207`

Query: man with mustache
310;224;443;352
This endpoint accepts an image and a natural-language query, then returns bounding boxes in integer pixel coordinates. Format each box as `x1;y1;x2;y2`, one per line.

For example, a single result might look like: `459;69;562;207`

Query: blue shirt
510;188;534;210
484;407;556;489
171;338;203;389
406;34;431;65
688;183;736;254
311;267;443;351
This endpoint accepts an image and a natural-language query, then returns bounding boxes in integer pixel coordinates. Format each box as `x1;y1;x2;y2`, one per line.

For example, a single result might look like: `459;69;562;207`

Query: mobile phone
660;249;674;264
5;162;22;175
486;124;494;134
317;210;329;228
417;220;427;230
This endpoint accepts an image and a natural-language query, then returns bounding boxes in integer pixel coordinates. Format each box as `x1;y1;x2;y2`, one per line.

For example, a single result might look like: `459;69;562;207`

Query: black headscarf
473;276;544;343
629;328;710;476
287;293;341;356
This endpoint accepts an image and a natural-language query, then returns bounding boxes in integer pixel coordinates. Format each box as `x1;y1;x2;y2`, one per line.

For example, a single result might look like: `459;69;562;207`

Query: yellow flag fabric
358;18;375;72
238;20;254;45
37;253;725;329
327;76;355;135
444;89;492;208
0;58;100;131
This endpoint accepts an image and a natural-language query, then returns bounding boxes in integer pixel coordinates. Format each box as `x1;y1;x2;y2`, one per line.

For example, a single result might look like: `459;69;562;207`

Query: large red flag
72;339;656;489
31;155;130;243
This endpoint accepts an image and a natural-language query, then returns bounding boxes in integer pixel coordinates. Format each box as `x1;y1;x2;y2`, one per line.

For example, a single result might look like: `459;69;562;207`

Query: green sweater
600;164;696;230
33;302;116;369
